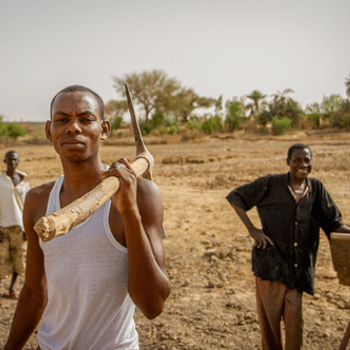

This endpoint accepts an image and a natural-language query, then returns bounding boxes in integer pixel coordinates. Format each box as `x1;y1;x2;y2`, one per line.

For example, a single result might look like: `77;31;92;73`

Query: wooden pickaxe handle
34;152;153;242
34;84;154;242
330;233;350;240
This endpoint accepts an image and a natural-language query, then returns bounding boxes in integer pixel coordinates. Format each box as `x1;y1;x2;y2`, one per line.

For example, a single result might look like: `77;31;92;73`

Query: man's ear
45;120;53;142
100;120;111;140
286;157;290;166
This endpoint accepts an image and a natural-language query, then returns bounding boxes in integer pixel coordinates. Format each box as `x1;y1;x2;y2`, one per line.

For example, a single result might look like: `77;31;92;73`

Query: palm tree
271;89;294;111
245;90;267;121
345;75;350;98
259;89;302;128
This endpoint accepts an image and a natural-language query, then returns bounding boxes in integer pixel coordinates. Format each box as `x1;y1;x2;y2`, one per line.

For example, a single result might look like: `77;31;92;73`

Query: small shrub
5;123;27;139
306;113;322;128
188;114;200;121
150;111;165;129
331;112;350;130
260;127;269;135
110;116;123;134
158;125;181;135
225;99;244;131
201;116;223;134
271;116;292;135
225;114;241;131
168;125;181;134
186;120;203;130
158;126;167;134
139;119;153;135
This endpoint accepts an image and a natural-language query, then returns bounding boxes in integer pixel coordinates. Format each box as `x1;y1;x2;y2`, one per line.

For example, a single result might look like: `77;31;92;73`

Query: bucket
330;233;350;286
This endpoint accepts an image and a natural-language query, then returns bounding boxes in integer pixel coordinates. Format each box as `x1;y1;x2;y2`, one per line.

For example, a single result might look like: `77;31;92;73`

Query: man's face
4;152;19;171
46;91;110;162
287;148;312;181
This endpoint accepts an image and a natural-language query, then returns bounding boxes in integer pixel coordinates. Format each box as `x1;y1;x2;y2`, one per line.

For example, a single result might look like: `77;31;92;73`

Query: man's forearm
231;204;256;232
123;208;170;319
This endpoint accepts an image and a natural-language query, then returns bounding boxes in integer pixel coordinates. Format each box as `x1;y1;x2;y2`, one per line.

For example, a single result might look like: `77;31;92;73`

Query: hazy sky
0;0;349;122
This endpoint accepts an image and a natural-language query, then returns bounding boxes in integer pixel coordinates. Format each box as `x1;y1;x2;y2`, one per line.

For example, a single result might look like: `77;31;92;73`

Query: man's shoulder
137;177;161;196
307;176;323;188
307;176;321;183
0;172;10;188
16;170;28;178
251;172;287;185
268;172;287;180
26;181;56;201
307;176;329;196
136;178;163;212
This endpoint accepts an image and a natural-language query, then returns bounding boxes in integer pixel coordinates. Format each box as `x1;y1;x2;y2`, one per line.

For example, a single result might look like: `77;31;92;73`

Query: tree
245;90;267;121
0;115;7;135
305;102;321;114
0;116;27;140
340;99;350;113
105;99;128;134
271;89;294;110
330;95;350;131
105;99;128;119
320;94;343;115
5;123;27;140
345;75;350;98
306;95;345;129
112;70;217;125
225;97;245;131
172;88;216;122
258;90;303;129
112;69;181;122
215;95;223;117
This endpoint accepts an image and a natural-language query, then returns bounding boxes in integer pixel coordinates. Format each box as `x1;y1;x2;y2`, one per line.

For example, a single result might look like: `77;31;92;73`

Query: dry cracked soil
1;132;350;349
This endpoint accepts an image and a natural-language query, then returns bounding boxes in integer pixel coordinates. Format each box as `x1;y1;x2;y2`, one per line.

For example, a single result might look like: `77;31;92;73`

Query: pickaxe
34;84;155;242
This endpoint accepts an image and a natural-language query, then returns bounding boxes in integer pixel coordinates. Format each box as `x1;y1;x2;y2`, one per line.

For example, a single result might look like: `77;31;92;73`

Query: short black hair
50;85;105;120
5;150;18;159
287;143;312;159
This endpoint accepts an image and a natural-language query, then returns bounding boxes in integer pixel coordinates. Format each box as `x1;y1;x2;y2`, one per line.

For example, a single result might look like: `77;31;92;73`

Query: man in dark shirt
226;143;350;350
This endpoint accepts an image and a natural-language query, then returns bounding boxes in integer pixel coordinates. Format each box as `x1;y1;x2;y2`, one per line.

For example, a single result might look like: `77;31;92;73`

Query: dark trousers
255;277;304;350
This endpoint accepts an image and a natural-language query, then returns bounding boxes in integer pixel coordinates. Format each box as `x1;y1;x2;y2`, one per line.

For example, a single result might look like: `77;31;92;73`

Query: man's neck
6;170;22;186
289;174;307;188
60;158;106;201
6;169;17;178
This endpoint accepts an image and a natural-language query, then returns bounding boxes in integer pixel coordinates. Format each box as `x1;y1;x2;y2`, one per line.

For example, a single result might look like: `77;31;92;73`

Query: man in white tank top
5;85;171;350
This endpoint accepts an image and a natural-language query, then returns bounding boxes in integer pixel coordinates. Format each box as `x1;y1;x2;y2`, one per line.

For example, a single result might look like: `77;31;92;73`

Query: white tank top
38;176;139;350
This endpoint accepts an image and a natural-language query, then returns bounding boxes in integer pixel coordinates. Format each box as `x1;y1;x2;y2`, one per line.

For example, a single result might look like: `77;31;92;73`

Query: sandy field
1;132;350;349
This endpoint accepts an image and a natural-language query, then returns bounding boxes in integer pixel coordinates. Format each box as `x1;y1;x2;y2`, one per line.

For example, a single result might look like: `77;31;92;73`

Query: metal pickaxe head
125;83;154;180
125;84;165;237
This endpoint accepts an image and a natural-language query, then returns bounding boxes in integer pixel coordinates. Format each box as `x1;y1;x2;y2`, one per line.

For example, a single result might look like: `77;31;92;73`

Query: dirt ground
1;131;350;349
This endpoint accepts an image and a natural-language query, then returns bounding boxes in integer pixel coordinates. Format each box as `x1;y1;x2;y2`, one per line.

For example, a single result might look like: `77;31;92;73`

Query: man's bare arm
230;203;273;249
5;188;49;349
125;178;171;319
103;160;171;319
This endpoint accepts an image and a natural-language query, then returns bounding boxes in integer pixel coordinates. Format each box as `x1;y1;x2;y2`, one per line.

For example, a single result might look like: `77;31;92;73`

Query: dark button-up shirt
226;173;344;294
